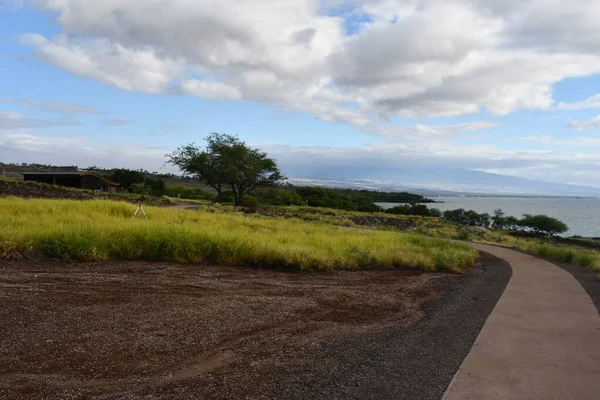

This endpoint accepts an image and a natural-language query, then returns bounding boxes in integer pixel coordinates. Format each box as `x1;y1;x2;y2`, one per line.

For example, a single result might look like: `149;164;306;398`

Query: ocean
377;196;600;238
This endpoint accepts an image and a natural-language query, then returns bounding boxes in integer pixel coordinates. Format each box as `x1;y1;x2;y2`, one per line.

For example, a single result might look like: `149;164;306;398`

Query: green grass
250;206;600;274
0;198;477;272
517;242;600;271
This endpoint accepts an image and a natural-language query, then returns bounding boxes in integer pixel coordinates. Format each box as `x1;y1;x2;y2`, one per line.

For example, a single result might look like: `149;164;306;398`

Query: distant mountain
285;166;600;197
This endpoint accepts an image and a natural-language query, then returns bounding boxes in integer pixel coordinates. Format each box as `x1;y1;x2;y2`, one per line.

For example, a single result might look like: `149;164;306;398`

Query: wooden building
22;172;119;193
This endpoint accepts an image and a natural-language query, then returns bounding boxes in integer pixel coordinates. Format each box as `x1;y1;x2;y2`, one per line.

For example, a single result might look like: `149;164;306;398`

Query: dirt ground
0;260;473;399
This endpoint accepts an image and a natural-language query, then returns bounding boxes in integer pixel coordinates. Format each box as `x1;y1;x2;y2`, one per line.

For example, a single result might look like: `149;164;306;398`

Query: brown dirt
0;260;460;399
239;205;421;230
0;179;171;206
0;179;97;200
349;215;419;230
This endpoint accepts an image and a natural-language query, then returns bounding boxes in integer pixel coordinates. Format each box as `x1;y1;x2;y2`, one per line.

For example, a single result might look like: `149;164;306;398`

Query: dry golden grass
0;198;477;272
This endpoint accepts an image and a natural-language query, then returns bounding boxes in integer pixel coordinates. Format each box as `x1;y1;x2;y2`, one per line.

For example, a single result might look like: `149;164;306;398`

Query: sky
1;0;600;190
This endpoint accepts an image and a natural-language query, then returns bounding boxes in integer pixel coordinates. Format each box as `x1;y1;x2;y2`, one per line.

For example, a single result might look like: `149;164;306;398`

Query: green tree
444;209;490;228
386;205;411;215
519;214;568;236
385;204;441;217
168;133;285;205
109;169;145;192
504;216;521;230
444;209;468;225
492;209;505;229
407;204;431;216
144;177;166;196
295;187;378;211
428;208;442;218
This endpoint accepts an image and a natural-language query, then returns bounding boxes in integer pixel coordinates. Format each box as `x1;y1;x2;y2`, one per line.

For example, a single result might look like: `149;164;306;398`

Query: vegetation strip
3;163;599;277
0;198;476;271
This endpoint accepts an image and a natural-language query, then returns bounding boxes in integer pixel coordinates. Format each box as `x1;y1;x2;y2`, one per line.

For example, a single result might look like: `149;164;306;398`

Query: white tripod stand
133;202;148;220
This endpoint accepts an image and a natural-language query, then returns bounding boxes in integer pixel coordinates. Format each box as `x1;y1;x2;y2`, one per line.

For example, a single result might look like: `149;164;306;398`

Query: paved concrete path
443;243;600;400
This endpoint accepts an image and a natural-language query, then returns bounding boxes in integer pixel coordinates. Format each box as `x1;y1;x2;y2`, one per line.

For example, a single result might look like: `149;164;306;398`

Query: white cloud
1;98;104;116
373;120;498;140
18;0;600;130
24;35;183;94
556;94;600;111
331;3;504;86
20;101;104;116
476;0;600;53
521;135;600;146
0;132;168;171
102;119;133;126
568;115;600;130
0;111;77;130
181;80;241;101
19;32;46;46
0;132;89;152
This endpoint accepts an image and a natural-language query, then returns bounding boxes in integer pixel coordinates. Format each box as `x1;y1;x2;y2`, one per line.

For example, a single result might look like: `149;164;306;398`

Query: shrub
164;185;215;201
428;208;442;218
241;195;260;207
386;205;411;215
386;204;440;217
456;229;471;241
215;191;235;203
131;183;150;195
144;177;166;196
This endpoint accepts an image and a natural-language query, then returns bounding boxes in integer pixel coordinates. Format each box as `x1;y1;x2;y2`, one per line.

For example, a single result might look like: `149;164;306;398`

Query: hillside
0;178;171;205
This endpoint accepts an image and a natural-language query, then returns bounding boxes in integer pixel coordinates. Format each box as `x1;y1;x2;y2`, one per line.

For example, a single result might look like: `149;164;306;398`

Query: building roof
22;171;120;186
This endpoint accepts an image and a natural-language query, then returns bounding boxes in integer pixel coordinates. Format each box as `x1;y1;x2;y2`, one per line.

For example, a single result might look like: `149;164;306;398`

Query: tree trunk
231;184;241;206
238;187;248;206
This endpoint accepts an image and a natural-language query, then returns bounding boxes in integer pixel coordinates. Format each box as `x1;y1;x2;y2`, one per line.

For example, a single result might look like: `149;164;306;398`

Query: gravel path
308;251;512;400
443;243;600;400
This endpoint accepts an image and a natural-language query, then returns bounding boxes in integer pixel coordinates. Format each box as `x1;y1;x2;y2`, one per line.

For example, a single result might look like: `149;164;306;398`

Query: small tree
477;213;491;228
407;204;431;216
444;209;468;225
444;208;490;228
503;216;521;231
386;205;411;215
492;209;505;229
168;133;285;205
428;208;442;218
520;214;568;236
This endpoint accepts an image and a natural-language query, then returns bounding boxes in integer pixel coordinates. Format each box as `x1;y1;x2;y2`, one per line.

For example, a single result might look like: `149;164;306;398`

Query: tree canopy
520;214;568;236
168;133;285;205
442;207;568;236
109;169;145;191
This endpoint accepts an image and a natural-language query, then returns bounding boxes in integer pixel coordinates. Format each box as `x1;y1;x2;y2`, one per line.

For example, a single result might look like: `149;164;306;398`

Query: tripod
133;202;148;220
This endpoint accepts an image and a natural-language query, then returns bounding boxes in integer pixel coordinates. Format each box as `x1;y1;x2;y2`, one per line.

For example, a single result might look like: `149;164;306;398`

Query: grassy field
410;216;600;276
0;198;477;272
239;205;600;276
